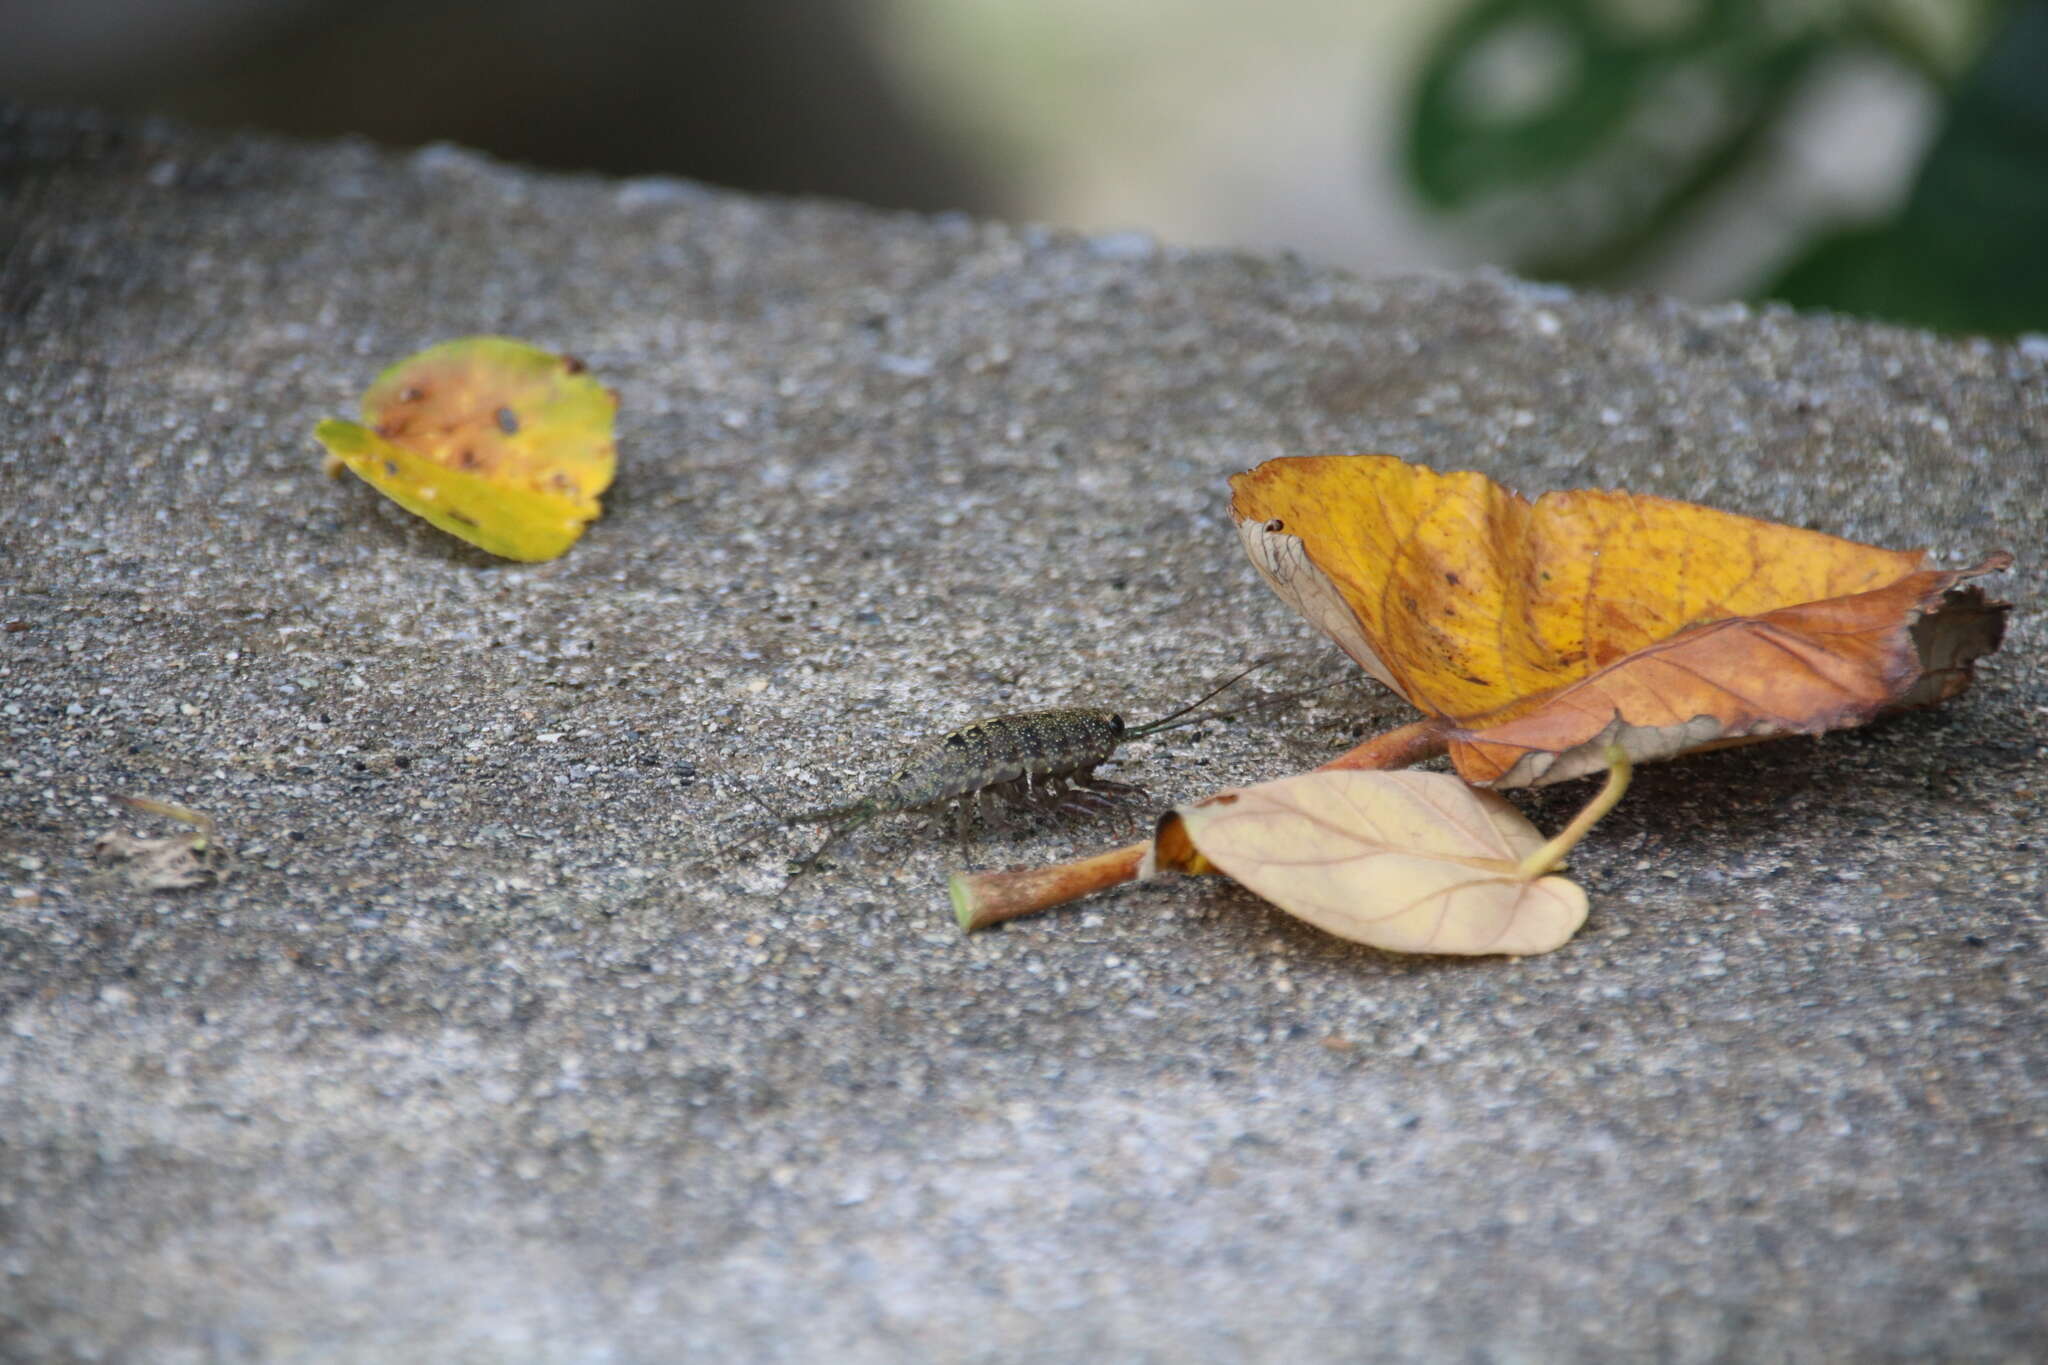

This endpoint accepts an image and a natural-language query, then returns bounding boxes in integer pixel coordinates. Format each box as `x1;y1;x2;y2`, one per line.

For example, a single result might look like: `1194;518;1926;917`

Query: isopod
724;660;1328;871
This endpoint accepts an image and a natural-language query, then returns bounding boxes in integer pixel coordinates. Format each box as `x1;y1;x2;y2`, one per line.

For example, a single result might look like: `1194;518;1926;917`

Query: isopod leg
1056;790;1120;818
988;779;1033;823
794;813;867;875
1026;775;1070;813
1054;769;1142;817
955;792;988;858
1077;772;1144;798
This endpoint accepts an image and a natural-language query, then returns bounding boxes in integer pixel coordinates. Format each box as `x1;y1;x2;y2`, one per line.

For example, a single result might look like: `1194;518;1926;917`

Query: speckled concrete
2;107;2043;1363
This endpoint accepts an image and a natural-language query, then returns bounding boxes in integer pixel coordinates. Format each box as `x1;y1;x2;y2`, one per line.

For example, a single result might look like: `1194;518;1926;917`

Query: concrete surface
2;106;2043;1362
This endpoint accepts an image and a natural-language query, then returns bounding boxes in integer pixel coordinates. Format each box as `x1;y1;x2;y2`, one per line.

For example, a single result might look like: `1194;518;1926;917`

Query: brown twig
1315;715;1450;771
951;840;1149;931
950;714;1451;930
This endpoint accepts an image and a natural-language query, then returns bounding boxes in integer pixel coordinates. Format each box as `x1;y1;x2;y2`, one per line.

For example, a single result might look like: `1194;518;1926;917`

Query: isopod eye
1108;714;1126;735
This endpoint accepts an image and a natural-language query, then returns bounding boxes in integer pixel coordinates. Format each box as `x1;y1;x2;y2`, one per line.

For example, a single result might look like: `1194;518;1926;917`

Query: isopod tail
786;798;877;826
793;802;878;874
703;783;870;867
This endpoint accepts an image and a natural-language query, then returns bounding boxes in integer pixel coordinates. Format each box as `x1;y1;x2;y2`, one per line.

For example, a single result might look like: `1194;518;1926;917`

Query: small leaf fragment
1150;760;1632;957
93;795;230;891
314;336;618;561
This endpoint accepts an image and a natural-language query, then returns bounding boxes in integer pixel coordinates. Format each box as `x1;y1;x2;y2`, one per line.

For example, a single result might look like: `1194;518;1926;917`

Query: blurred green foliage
1404;0;2048;335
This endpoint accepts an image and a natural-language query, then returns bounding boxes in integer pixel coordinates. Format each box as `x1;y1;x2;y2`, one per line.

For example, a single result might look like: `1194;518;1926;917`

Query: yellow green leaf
315;336;617;562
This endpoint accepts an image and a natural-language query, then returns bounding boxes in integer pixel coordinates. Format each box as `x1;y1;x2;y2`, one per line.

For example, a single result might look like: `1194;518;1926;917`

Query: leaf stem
951;841;1149;930
1316;716;1451;771
1514;744;1631;880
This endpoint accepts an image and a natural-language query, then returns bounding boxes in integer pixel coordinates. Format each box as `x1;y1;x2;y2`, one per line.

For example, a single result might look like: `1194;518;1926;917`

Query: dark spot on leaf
399;386;425;402
496;406;519;434
447;509;478;527
457;449;479;469
1265;518;1284;533
562;355;587;374
382;460;399;477
1445;571;1461;586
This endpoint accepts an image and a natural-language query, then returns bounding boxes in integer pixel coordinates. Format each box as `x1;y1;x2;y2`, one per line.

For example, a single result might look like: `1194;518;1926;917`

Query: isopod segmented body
732;661;1309;872
883;707;1130;807
867;705;1136;819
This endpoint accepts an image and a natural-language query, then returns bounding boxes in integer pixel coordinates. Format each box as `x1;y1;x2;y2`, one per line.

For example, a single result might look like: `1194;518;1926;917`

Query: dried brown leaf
1231;455;2012;786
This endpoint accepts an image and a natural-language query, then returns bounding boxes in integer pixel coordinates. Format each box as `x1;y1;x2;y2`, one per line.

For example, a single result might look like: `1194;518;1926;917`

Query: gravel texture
2;107;2044;1362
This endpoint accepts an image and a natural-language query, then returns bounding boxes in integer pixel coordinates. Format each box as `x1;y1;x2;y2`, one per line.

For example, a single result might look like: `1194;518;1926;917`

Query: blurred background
5;0;2043;335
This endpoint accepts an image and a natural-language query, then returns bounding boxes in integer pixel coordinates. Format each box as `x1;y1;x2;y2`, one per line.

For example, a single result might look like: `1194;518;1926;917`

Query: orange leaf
1233;455;2011;787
